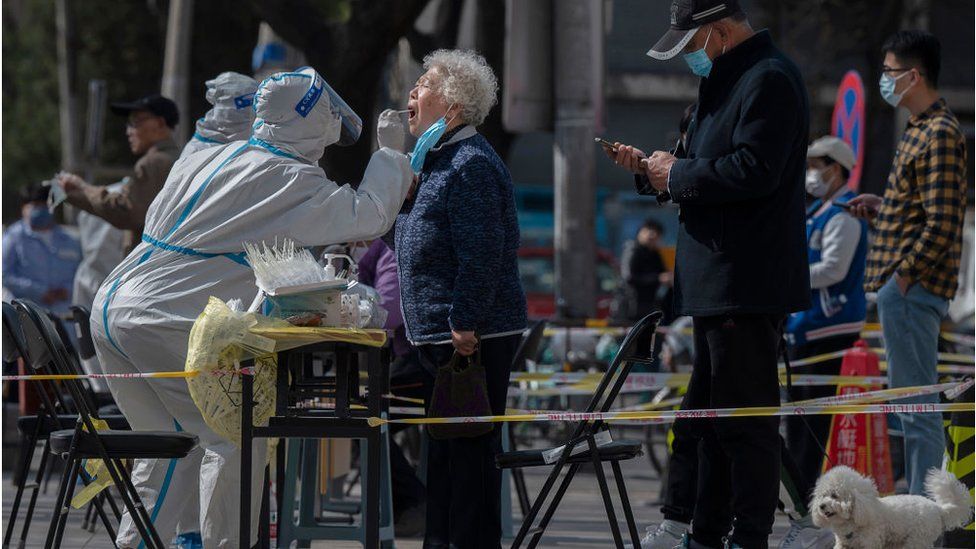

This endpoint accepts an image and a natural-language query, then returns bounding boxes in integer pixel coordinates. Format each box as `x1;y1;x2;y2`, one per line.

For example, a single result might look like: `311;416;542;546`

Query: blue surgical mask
683;28;714;78
879;72;910;108
409;107;457;174
27;206;53;230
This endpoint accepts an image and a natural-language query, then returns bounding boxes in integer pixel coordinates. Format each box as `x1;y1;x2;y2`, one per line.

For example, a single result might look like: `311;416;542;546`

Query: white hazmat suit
178;72;259;161
90;67;412;548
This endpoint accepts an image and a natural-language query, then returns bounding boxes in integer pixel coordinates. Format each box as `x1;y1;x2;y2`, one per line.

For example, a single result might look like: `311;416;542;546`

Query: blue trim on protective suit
247;136;298;160
141;234;249;267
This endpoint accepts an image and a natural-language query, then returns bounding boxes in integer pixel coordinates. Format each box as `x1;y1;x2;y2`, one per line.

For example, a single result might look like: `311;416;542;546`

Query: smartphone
595;137;618;152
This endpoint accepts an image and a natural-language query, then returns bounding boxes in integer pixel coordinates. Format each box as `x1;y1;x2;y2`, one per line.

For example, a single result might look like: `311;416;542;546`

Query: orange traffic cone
822;340;895;494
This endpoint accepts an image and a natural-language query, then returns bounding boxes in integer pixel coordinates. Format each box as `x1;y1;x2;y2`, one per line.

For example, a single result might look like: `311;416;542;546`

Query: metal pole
55;0;82;173
83;79;108;183
552;0;603;320
161;0;194;145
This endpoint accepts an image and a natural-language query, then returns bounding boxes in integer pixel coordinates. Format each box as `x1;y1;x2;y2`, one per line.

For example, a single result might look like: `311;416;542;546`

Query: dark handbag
426;346;494;440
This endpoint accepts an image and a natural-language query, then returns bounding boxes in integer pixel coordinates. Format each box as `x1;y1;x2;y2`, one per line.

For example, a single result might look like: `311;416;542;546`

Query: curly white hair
423;49;498;126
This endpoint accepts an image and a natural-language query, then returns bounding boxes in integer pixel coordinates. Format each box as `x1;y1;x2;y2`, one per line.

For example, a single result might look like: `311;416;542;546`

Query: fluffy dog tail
924;469;973;530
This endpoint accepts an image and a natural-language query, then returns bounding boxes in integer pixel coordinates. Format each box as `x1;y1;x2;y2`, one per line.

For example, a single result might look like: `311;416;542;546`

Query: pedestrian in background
2;183;81;315
621;218;671;322
850;30;968;496
57;94;180;255
785;136;867;487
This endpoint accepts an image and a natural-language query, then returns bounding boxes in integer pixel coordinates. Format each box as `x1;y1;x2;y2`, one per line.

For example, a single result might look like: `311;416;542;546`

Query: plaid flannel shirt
865;98;968;299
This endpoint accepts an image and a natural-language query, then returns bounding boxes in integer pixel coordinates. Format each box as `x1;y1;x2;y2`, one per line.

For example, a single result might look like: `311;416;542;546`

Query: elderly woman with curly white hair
380;49;527;547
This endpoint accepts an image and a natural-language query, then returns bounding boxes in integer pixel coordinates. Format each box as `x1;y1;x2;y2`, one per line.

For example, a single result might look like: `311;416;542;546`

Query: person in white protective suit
178;72;259;162
89;66;413;548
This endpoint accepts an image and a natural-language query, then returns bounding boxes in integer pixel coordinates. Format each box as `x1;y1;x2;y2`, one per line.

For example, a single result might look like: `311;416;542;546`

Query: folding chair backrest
70;305;97;360
511;320;547;371
565;311;663;442
15;300;99;421
3;301;27;364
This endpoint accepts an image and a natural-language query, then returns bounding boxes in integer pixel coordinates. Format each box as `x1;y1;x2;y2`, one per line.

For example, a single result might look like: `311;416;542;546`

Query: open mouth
407;106;417;122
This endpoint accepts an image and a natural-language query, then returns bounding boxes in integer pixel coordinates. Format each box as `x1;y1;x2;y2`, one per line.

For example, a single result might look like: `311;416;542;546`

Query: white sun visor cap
807;136;857;171
205;71;259;110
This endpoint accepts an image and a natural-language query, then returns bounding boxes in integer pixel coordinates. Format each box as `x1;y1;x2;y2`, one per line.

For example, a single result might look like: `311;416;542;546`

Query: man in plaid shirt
850;30;968;495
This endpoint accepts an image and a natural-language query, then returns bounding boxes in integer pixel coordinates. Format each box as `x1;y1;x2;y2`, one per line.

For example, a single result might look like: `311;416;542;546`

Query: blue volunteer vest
787;189;868;345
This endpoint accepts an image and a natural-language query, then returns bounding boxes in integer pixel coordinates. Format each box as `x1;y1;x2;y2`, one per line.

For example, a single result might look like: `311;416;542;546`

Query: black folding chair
3;302;132;548
15;299;199;549
497;311;663;549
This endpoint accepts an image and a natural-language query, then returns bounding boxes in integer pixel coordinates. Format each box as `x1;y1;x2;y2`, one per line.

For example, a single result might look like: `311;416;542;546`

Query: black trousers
389;351;428;518
784;333;859;492
684;314;783;549
417;334;519;549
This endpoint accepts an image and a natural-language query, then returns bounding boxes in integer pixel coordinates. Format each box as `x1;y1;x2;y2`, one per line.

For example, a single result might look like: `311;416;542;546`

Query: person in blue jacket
388;49;527;548
786;135;868;486
2;183;81;315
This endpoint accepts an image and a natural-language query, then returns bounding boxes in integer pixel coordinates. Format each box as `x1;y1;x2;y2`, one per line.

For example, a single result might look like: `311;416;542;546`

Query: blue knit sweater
393;128;527;343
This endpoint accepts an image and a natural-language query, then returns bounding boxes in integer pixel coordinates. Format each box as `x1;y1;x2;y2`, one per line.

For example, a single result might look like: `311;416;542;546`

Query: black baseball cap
110;93;179;128
647;0;743;60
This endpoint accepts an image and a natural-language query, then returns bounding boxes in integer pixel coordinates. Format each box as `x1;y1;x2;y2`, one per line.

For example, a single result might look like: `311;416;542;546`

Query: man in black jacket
605;1;810;547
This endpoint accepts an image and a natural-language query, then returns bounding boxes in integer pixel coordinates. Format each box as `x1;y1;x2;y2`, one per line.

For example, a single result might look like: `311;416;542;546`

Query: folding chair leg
18;437;51;547
611;460;641;547
587;439;624;548
52;459;83;548
3;431;36;548
511;459;571;549
107;457;165;549
82;499;95;531
90;492;118;543
525;462;583;549
42;449;59;494
508;427;532;516
45;454;78;549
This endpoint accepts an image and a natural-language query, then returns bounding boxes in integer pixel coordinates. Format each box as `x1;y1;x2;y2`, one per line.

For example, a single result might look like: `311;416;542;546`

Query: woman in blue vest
786;136;868;486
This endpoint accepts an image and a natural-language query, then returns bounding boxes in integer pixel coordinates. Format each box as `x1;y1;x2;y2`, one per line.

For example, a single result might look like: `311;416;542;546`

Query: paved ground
2;446;796;548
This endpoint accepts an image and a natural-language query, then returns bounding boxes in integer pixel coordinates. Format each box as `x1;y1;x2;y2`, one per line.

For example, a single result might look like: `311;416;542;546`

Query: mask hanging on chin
409;105;457;174
805;169;832;198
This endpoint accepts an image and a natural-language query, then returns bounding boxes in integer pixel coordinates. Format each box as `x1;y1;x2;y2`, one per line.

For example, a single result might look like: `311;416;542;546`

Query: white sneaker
778;515;834;549
639;520;689;549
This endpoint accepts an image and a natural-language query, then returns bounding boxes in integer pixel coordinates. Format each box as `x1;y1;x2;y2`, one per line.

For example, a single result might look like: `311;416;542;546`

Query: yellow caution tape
366;402;975;428
510;371;888;387
70;418;113;509
793;380;973;407
1;371;201;381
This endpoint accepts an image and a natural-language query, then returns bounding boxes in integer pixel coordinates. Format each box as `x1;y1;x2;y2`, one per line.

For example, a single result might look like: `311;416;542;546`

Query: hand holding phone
595;137;618;153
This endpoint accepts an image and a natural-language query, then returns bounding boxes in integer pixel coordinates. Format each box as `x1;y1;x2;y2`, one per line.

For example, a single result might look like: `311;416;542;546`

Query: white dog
810;465;972;548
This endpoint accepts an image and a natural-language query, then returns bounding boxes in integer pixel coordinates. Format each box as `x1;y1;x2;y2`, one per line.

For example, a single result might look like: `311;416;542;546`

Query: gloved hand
376;109;406;153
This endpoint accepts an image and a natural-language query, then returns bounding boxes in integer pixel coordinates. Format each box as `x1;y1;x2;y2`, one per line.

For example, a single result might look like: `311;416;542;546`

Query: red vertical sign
823;340;894;494
831;71;866;191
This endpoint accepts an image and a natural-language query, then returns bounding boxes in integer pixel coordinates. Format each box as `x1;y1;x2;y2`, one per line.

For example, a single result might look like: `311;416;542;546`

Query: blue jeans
876;276;948;495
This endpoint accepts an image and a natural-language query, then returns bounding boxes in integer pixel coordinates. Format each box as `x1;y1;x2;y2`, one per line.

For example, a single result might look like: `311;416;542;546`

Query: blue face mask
683;28;714;78
409;106;457;175
27;206;53;230
879;72;910;108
